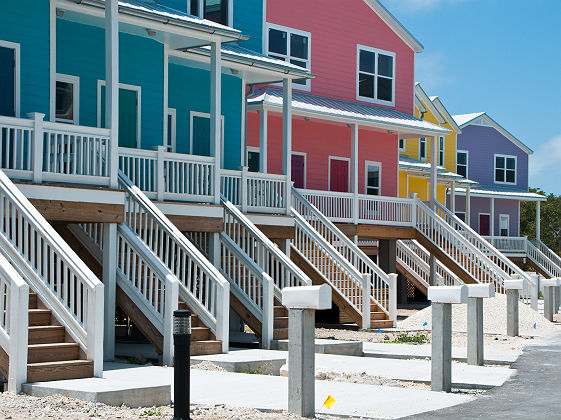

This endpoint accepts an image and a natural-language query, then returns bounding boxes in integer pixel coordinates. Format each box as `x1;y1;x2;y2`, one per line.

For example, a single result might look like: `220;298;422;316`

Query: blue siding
0;0;50;117
168;63;242;170
234;0;264;53
158;0;188;13
56;19;164;149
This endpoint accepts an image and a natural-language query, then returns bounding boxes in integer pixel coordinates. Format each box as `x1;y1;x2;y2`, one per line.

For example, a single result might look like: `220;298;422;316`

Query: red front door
291;154;305;189
330;159;349;192
479;214;490;236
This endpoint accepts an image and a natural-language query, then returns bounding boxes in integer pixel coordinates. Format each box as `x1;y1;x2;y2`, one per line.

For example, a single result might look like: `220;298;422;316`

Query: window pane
506;157;516;170
192;116;211;156
289;59;307;69
269;54;286;62
367;165;380;187
248;151;260;172
378;54;393;77
269;28;287;55
420;140;426;159
377;76;392;102
190;0;199;16
358;73;375;98
56;81;74;121
457;152;466;165
167;114;173;149
204;0;228;25
495;169;504;182
359;50;375;73
506;169;515;183
290;33;308;60
399;139;405;150
496;156;505;169
457;165;466;178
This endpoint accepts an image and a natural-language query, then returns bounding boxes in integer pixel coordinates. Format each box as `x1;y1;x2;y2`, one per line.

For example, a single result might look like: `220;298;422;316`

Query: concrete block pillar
429;253;437;286
542;278;560;322
504;279;525;337
378;239;397;273
466;284;494;366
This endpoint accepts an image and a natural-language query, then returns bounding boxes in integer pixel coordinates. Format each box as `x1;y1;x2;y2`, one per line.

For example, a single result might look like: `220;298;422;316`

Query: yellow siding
399;169;447;206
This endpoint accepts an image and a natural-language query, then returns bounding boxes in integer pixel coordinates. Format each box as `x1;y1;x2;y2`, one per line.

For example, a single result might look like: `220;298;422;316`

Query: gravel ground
0;393;349;420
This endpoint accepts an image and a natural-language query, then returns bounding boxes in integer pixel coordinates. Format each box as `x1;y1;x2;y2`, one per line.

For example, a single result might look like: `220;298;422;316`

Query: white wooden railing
485;236;528;256
219;233;274;348
119;172;230;352
0;251;28;393
532;240;561;277
0;169;103;375
0;113;112;186
292;188;396;324
222;198;310;300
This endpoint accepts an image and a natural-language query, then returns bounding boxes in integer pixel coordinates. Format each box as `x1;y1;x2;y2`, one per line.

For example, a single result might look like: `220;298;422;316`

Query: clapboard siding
266;0;415;114
234;0;264;53
0;0;50;117
453;195;520;237
169;63;242;170
57;19;164;150
159;0;188;13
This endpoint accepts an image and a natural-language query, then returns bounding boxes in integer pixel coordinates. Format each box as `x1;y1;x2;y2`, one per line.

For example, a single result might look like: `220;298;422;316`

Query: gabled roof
248;87;450;137
452;112;533;155
430;96;462;134
414;83;445;124
364;0;424;53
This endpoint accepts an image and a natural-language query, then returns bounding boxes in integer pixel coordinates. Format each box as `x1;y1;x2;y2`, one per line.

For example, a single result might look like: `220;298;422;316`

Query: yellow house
398;83;471;204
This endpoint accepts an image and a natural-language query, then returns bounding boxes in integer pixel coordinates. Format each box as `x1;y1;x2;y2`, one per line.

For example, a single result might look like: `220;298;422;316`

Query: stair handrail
219;232;274;348
119;171;230;352
0;251;28;393
221;197;311;297
0;169;103;376
415;198;510;290
402;239;463;286
433;201;534;286
292;187;395;321
533;239;561;274
527;239;561;278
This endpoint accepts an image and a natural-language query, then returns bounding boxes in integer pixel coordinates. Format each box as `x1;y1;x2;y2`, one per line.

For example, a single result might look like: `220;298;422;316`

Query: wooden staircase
230;292;289;341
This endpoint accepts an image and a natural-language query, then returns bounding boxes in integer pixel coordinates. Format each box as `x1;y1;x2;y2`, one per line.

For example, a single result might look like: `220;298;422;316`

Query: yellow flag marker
323;395;336;409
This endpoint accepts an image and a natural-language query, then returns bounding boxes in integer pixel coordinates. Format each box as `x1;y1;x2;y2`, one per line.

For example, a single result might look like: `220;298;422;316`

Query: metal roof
452;112;486;127
453;185;546;201
399;155;478;186
248;87;450;136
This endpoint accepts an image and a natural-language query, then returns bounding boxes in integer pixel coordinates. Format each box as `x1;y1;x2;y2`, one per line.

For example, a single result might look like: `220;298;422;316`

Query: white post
430;136;438;205
162;277;179;366
241;77;247;168
240;166;248;212
156;146;165;202
351;124;359;224
105;0;119;189
49;0;56;122
8;282;28;394
216;281;230;353
259;109;268;173
362;273;371;329
283;78;293;215
30;113;45;183
102;223;117;362
490;197;495;238
466;186;471;226
389;273;398;326
262;273;274;349
451;181;456;214
536;201;541;240
87;283;105;377
210;40;222;204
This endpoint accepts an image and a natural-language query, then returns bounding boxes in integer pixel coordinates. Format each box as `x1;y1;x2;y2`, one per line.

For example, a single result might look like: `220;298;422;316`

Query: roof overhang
57;0;247;49
452;187;546;202
399;163;478;188
431;96;462;134
414;83;446;124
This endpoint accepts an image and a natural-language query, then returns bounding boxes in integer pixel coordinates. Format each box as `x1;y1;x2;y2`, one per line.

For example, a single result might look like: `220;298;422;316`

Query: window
365;161;381;196
495;154;516;184
455;212;466;222
247;147;260;172
356;45;395;105
266;23;311;89
456;150;468;178
56;74;79;124
438;136;445;166
399;138;406;152
419;138;427;161
166;108;176;152
188;0;231;26
190;111;224;159
499;214;510;237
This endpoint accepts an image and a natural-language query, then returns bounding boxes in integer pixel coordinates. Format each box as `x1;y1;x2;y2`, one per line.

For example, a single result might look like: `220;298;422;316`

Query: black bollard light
173;310;191;420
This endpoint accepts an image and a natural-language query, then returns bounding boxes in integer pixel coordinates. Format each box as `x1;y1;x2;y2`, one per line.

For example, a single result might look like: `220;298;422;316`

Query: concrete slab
274;338;363;356
191;349;286;375
363;342;521;365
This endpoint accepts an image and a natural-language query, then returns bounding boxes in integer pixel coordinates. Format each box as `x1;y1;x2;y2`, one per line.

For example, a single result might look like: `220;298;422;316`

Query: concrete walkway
405;332;561;419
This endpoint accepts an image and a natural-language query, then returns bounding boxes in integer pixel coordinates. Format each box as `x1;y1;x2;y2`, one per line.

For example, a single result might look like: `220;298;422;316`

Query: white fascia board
453;188;547;202
15;183;125;205
156;202;223;218
431;97;462;134
247;214;295;227
414;84;446;124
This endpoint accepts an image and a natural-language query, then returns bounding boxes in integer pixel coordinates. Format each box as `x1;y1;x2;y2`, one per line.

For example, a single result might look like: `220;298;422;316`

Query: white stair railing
528;239;561;278
119;172;230;352
222;198;310;299
292;188;396;324
0;169;103;375
219;233;274;348
0;251;28;393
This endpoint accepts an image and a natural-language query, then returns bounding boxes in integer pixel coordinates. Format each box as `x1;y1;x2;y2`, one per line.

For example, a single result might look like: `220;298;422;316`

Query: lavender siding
451;195;519;237
457;125;529;190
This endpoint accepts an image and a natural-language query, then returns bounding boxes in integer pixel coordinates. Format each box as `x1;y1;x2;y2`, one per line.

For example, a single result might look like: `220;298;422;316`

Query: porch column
105;0;119;189
490;197;495;238
283;78;293;214
102;223;117;361
466;186;471;225
259;109;268;173
451;181;456;214
430;136;438;206
210;41;222;204
351;124;359;224
536;201;541;240
241;77;247;167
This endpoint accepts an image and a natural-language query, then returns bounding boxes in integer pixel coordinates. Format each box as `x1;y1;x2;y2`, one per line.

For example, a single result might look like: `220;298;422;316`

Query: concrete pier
466;284;494;366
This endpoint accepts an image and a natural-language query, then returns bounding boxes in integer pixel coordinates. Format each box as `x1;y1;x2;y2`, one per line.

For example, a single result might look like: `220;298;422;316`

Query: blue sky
383;0;561;194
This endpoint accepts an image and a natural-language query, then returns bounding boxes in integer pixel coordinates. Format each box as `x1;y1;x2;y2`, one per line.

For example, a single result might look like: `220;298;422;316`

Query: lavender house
448;112;545;239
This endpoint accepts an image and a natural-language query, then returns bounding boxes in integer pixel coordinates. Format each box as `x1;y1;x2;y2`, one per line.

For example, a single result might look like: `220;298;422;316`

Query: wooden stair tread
27;360;94;383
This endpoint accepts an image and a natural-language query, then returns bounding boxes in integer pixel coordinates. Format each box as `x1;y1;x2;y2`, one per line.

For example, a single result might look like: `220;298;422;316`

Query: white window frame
189;111;225;163
499;214;510;237
456;150;468;178
247;146;260;172
419;138;427;161
455;211;467;221
291;151;307;188
96;80;142;148
187;0;233;27
399;138;406;152
55;73;80;125
265;22;311;91
328;156;351;192
438;136;445;166
364;160;382;196
356;44;396;106
166;108;176;152
0;40;20;118
478;213;491;236
494;154;517;185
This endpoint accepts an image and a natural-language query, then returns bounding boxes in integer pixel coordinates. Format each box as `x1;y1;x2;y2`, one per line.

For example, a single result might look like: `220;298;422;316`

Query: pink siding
247;111;398;196
267;0;416;114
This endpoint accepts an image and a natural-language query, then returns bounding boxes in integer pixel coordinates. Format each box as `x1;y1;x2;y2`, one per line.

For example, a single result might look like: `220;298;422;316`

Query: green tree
520;188;561;254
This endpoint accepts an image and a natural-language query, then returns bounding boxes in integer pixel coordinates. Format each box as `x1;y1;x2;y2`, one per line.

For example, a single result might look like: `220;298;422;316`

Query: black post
173;310;191;420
